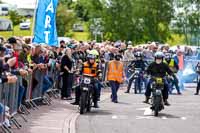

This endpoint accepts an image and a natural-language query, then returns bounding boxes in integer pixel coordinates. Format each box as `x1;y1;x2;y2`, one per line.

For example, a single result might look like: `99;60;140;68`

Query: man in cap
124;45;135;62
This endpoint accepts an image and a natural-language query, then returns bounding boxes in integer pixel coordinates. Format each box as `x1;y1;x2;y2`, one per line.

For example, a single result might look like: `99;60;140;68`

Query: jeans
169;75;180;93
0;103;4;115
18;85;25;108
42;76;53;94
145;77;169;100
127;73;146;93
95;80;103;99
109;81;120;102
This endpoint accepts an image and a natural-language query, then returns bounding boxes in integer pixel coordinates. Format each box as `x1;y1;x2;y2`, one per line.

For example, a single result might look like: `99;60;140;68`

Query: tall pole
31;0;38;38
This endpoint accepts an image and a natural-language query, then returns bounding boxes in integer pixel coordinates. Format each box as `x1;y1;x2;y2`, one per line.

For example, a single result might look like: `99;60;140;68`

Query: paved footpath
13;99;78;133
12;89;112;133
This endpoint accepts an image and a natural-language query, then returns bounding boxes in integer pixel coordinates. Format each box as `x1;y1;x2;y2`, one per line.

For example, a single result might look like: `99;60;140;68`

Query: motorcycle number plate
156;90;162;94
156;78;163;84
84;78;91;84
83;87;89;91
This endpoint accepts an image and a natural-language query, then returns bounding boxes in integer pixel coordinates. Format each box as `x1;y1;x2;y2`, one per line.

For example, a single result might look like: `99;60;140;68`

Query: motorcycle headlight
83;87;89;91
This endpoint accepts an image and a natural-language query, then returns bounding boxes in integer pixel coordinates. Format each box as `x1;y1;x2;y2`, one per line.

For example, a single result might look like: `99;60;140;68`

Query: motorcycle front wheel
153;96;162;116
80;91;88;114
87;92;93;112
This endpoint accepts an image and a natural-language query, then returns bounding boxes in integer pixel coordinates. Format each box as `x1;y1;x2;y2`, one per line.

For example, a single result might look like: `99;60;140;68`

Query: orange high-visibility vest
83;62;98;77
107;60;123;83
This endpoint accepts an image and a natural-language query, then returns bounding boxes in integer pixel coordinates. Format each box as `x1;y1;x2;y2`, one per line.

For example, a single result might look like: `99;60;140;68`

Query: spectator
61;48;73;100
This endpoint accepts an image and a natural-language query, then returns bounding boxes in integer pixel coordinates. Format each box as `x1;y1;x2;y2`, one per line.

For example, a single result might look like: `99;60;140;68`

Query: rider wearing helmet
71;51;101;108
125;51;148;93
164;53;181;95
144;51;173;106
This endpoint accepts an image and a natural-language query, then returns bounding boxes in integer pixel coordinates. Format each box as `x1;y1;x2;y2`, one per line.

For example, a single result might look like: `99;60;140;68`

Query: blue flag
33;0;58;46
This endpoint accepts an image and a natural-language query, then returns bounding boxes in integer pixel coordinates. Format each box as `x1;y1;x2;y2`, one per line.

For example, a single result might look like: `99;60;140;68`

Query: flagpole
31;0;38;38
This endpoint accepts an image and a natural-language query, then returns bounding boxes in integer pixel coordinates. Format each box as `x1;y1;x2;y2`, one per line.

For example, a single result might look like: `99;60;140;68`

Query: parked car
20;20;31;30
73;24;84;32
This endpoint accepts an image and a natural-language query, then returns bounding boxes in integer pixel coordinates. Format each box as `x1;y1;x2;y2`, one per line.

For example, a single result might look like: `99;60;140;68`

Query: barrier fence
0;63;60;133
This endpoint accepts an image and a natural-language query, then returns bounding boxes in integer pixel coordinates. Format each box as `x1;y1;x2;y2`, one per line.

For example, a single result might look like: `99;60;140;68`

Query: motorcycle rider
125;52;148;93
144;52;173;106
164;53;181;95
71;51;101;108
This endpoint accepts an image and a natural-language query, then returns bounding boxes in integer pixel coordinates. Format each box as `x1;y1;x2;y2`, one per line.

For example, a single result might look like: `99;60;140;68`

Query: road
76;88;200;133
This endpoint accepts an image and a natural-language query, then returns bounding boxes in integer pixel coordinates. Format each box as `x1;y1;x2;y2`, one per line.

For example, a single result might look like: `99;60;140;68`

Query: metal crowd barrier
0;84;5;130
0;78;22;133
31;69;45;100
0;66;61;133
46;62;61;99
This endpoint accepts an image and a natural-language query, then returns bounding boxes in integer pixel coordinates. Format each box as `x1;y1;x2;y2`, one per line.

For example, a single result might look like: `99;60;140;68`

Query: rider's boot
143;96;150;104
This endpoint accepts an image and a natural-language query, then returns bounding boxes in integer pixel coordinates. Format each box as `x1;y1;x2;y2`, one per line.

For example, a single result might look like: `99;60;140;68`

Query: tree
101;0;174;43
9;11;23;26
74;0;104;21
59;0;74;9
9;11;23;35
56;3;76;36
173;0;200;45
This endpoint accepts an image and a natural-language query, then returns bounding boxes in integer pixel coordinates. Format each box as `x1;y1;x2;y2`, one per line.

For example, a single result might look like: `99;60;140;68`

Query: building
1;0;36;17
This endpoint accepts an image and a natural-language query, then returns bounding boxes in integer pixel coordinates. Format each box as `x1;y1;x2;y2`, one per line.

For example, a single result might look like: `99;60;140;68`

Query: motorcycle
128;68;144;94
79;74;95;114
150;77;165;116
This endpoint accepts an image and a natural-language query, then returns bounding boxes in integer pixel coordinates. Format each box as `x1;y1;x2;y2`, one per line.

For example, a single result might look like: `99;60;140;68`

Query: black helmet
165;53;172;60
114;54;121;60
135;52;142;58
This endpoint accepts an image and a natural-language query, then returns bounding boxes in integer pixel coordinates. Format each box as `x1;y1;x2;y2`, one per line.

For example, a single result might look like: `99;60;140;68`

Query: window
2;7;8;11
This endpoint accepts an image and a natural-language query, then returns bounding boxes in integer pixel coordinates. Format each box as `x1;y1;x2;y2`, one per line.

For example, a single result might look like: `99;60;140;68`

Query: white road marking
112;115;118;119
181;117;187;120
161;116;167;120
136;116;154;120
136;107;150;111
144;108;153;116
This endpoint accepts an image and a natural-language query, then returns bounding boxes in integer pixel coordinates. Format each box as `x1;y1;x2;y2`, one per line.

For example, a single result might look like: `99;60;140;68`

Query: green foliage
167;34;185;45
74;0;104;21
56;3;76;36
100;0;174;43
173;0;200;45
8;11;23;27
